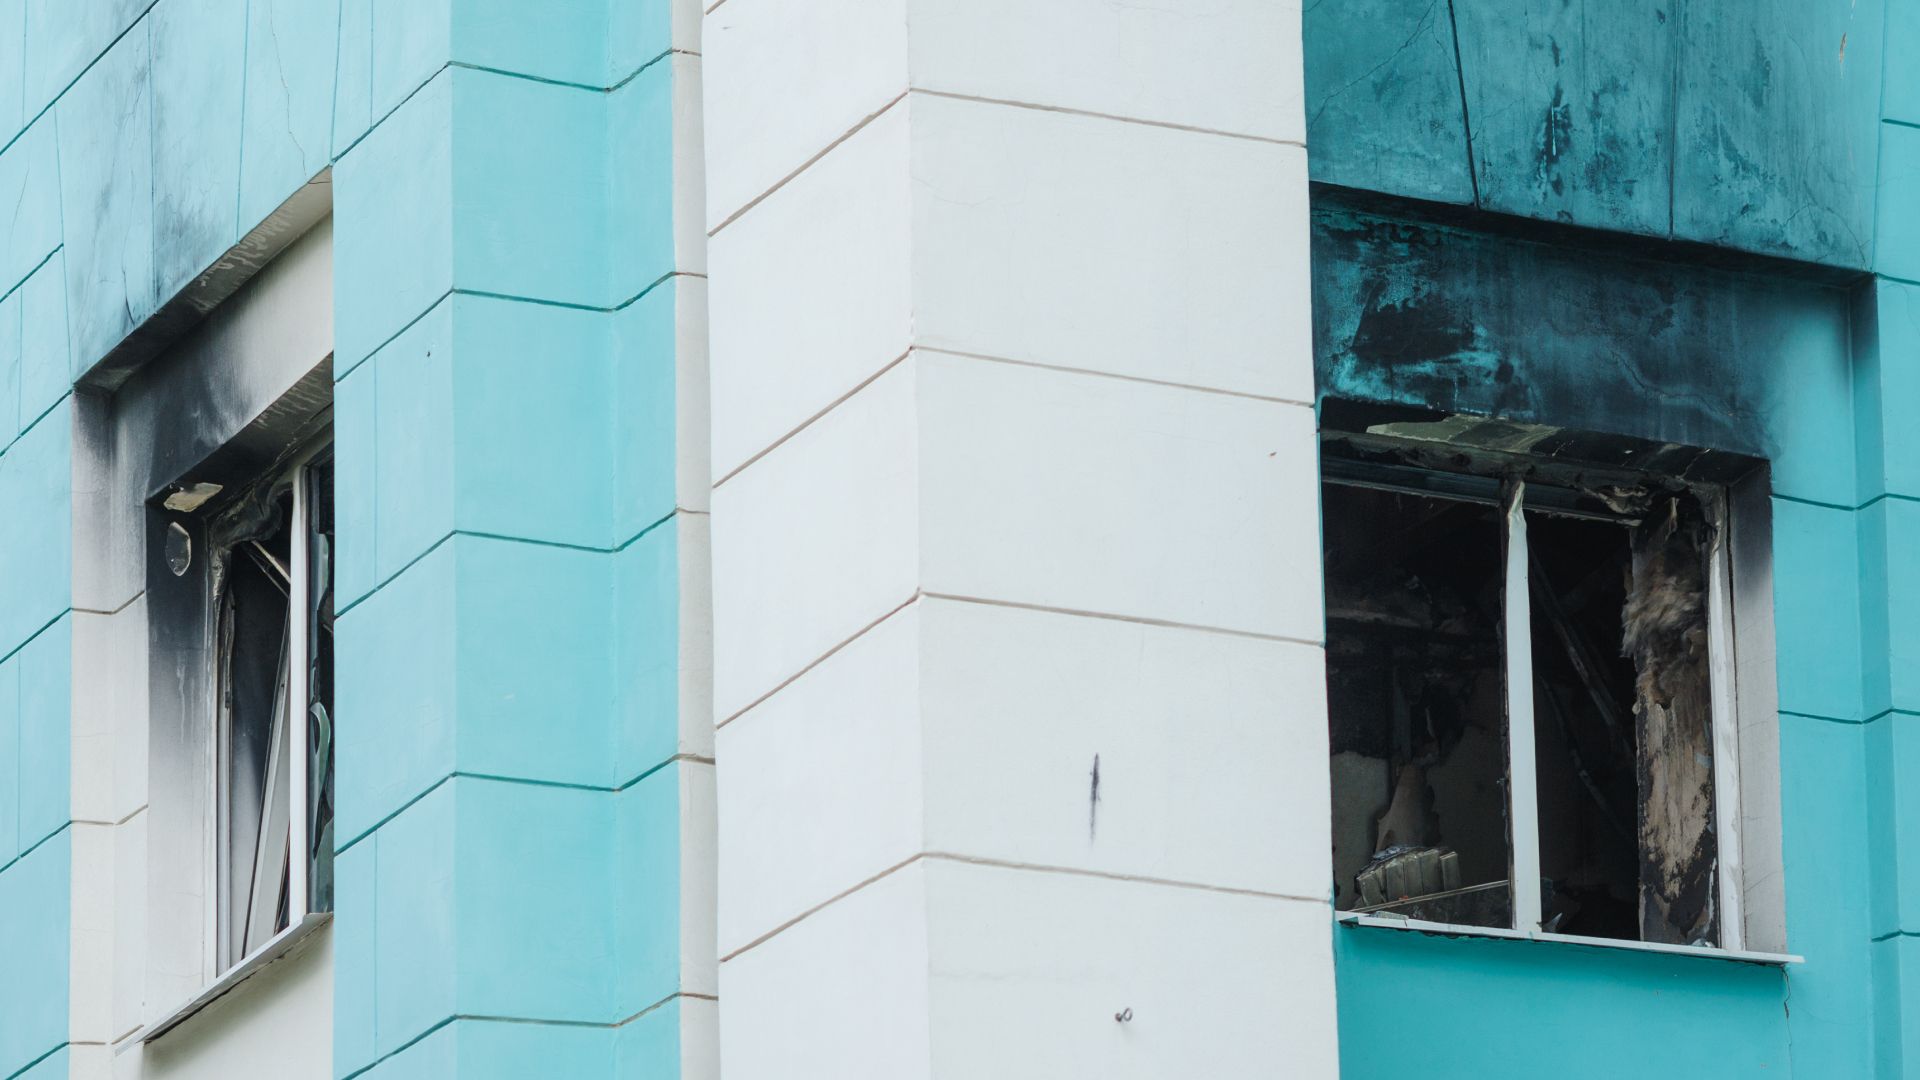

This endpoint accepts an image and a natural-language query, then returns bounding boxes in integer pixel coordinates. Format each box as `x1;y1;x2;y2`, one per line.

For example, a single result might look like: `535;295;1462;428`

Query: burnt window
189;448;334;970
1324;447;1755;950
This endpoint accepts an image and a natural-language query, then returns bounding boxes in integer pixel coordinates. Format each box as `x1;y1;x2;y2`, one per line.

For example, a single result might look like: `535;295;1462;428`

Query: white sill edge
122;911;333;1053
1336;912;1803;966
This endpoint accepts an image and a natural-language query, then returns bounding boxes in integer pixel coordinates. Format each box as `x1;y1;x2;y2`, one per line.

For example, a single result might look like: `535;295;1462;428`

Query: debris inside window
1325;461;1723;946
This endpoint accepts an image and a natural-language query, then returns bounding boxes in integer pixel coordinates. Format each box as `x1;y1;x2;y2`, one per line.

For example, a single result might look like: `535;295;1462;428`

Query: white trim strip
1706;491;1746;950
133;912;332;1049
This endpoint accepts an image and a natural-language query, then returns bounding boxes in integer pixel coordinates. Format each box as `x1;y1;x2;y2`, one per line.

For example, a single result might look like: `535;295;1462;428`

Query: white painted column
705;3;1336;1076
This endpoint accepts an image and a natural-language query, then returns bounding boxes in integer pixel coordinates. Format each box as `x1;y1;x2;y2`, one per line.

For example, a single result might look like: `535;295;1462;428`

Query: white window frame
210;444;330;977
1329;471;1797;965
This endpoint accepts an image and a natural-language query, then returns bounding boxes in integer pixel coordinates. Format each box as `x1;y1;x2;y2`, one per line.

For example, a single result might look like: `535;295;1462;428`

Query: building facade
0;1;1911;1078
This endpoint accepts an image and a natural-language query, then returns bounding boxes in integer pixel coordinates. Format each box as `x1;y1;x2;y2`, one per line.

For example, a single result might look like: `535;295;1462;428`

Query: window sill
1336;912;1802;966
124;912;333;1050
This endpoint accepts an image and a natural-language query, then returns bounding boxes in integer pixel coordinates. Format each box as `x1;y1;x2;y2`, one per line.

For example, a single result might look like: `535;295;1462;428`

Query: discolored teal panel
1452;0;1672;235
0;829;69;1079
1779;713;1877;1075
15;616;71;851
0;116;60;296
449;67;609;307
333;539;456;847
333;69;452;371
1673;0;1882;268
55;23;155;372
449;295;614;549
1333;923;1791;1078
1771;499;1864;722
238;0;342;230
21;0;147;118
1302;0;1474;205
150;0;247;302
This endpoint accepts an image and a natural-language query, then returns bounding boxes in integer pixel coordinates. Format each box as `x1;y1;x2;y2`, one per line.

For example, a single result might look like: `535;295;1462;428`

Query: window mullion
1503;482;1543;934
287;470;312;922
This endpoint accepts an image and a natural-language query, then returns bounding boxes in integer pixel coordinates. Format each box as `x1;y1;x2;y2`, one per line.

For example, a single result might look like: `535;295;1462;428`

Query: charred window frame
1323;421;1777;954
168;440;335;975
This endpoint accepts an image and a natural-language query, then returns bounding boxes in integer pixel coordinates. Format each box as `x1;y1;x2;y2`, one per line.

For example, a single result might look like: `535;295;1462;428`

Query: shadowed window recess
1322;413;1764;949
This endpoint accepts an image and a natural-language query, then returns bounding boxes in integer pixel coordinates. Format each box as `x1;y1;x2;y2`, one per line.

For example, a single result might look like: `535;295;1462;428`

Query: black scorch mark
1089;754;1102;841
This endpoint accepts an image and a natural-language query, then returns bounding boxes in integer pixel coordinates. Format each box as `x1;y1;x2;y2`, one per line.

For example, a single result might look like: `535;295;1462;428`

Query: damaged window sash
213;446;335;973
1324;460;1746;951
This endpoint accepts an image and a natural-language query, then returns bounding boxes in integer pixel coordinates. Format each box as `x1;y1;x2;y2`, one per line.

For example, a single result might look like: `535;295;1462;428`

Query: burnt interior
1323;482;1513;929
1324;440;1724;945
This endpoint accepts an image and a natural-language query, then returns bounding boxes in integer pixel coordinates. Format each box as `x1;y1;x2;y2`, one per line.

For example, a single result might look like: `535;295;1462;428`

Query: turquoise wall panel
1869;281;1920;499
334;71;452;371
1885;497;1920;715
450;536;615;787
19;250;69;425
1867;715;1920;939
615;761;687;1013
1879;122;1920;284
615;518;681;780
0;829;70;1079
14;1045;68;1080
1452;0;1673;236
612;279;680;542
608;62;677;306
1861;497;1891;720
449;69;608;307
449;295;613;549
333;357;378;607
1873;937;1920;1077
0;117;60;295
54;24;154;371
332;0;374;156
0;289;20;446
333;838;378;1076
609;0;673;85
0;656;16;864
373;780;458;1062
334;540;456;846
1302;0;1473;205
21;0;147;120
150;0;247;301
452;0;611;88
368;0;449;119
0;0;22;138
369;297;455;575
238;0;342;229
0;404;71;655
616;996;687;1075
1772;499;1866;722
1889;2;1920;127
1332;925;1791;1078
16;616;71;851
362;1019;615;1080
1779;713;1877;1076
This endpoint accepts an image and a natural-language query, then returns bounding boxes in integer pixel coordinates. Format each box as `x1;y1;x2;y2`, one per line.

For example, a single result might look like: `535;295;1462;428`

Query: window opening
1325;454;1739;948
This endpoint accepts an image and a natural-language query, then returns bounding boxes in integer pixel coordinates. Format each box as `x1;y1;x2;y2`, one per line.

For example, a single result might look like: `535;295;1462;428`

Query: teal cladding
0;1;695;1077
